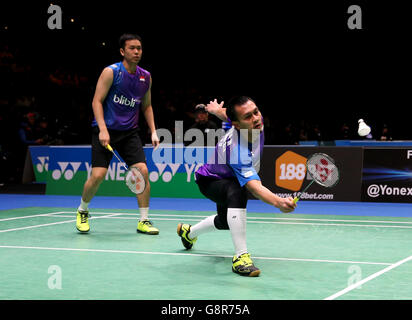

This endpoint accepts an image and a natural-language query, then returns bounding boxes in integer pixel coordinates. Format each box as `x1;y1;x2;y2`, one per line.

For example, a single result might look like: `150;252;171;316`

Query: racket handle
293;180;315;204
106;144;113;152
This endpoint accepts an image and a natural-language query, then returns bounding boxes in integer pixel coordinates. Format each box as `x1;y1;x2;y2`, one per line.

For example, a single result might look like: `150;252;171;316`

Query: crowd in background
0;42;396;185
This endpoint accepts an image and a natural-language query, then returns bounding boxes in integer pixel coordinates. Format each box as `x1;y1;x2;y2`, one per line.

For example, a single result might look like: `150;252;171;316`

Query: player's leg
119;129;158;235
81;167;108;203
131;162;158;235
76;128;112;233
177;177;228;249
177;178;238;245
224;181;260;277
178;177;259;276
198;178;260;276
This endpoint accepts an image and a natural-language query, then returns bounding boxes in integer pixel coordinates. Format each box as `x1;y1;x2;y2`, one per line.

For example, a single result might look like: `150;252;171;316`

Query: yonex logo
149;163;180;183
52;162;82;180
149;163;202;183
36;156;49;173
113;94;139;108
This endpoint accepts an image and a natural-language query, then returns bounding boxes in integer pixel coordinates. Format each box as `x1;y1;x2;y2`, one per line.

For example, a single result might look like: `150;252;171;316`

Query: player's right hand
99;129;110;148
278;197;297;213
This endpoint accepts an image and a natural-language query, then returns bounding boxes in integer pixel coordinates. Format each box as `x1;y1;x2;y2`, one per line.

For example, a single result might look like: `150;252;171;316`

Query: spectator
185;104;219;146
280;123;298;145
340;122;351;139
379;124;393;141
309;124;323;142
18;112;44;146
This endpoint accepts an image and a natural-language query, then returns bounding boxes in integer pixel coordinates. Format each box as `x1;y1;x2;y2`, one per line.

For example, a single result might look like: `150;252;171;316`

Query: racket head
125;166;146;195
306;153;339;188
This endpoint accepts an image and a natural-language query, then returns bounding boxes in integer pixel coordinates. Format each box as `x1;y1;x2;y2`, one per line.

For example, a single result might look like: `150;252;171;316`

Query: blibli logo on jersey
113;94;139;108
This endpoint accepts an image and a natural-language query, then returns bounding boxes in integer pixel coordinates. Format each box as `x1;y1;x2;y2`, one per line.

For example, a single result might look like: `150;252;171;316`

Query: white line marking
0;245;392;266
55;211;412;226
6;211;412;227
3;211;412;234
324;254;412;300
0;211;65;222
47;214;412;229
0;213;121;233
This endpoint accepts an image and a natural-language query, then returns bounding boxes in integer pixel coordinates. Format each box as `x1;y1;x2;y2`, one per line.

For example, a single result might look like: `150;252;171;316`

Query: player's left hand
152;131;160;150
205;99;224;115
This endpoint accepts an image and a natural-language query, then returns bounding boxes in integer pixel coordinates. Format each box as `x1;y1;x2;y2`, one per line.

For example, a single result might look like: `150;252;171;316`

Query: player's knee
226;186;248;208
214;215;229;230
90;169;106;184
132;163;148;177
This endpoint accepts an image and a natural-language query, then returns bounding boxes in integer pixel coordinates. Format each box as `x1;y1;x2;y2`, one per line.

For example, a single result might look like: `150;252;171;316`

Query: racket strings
125;167;145;194
306;154;339;188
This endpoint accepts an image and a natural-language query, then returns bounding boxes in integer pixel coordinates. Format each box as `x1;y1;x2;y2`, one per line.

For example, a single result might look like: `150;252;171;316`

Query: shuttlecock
358;119;371;136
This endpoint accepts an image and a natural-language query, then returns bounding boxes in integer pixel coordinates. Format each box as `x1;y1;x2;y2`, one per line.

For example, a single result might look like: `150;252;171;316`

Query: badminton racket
106;144;146;195
293;153;339;203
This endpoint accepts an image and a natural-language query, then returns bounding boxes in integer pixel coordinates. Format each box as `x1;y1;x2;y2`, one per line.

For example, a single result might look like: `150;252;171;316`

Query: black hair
226;96;255;122
119;33;142;49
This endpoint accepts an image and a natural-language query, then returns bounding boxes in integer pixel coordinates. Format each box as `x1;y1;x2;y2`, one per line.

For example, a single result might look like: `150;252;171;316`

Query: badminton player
76;33;160;234
177;96;296;276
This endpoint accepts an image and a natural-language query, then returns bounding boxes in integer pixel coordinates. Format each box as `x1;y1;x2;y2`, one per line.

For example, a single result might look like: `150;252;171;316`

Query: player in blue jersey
76;33;160;235
177;96;296;277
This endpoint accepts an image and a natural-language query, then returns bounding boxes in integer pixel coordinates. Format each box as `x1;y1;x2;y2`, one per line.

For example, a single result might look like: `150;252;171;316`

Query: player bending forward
177;96;296;277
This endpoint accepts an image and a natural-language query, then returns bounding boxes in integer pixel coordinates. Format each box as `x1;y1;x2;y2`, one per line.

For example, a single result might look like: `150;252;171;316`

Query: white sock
189;215;218;239
78;199;90;212
139;207;149;221
227;208;248;258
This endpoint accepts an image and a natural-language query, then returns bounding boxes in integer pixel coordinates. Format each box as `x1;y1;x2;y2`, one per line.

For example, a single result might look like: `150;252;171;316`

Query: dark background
0;1;411;183
362;148;412;202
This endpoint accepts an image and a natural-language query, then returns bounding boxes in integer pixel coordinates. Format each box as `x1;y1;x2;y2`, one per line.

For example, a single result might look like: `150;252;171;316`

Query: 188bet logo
275;151;307;191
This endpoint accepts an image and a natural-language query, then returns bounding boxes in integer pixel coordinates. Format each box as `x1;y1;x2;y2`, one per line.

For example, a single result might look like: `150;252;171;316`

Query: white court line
56;211;412;226
4;210;412;227
325;254;412;300
0;213;121;233
0;245;392;266
49;214;412;229
0;211;66;222
2;211;412;232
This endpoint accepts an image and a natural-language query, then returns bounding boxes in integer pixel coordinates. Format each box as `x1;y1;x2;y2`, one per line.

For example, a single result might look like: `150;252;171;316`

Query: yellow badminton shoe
76;210;90;233
177;223;197;249
232;253;260;277
137;220;159;235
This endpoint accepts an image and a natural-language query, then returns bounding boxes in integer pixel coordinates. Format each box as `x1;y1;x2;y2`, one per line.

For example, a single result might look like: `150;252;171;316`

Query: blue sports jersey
195;125;264;187
91;62;151;130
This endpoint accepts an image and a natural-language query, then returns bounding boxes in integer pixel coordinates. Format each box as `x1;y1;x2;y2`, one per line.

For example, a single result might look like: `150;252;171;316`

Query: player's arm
92;67;113;147
245;179;296;213
205;99;228;122
141;76;159;148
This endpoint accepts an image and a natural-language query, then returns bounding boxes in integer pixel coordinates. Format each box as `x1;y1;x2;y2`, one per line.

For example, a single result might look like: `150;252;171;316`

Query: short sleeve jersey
195;125;264;187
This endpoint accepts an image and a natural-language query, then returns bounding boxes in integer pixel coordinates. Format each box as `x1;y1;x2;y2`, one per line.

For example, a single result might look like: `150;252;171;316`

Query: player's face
120;39;142;64
233;100;263;132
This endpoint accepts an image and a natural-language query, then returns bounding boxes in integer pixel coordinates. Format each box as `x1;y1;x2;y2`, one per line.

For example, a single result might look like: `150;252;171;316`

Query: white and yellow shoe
177;223;197;250
232;253;260;277
137;220;159;235
76;210;90;233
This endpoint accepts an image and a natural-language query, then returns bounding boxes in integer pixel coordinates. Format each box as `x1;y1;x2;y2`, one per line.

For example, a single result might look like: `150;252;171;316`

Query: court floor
1;194;412;300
